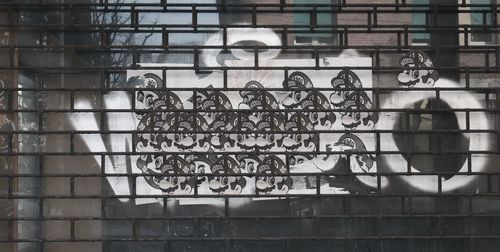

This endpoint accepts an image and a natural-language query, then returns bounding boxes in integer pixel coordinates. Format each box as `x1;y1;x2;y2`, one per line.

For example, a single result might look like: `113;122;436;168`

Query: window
470;0;495;44
293;0;337;45
412;0;430;44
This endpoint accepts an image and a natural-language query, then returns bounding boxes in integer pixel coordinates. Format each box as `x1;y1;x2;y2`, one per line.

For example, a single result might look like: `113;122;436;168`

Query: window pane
293;0;336;41
470;0;493;42
412;0;430;42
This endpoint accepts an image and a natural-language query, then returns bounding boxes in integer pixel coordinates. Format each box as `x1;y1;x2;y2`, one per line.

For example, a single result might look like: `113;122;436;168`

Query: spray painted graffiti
70;91;133;202
200;27;282;68
378;77;490;192
68;25;491;205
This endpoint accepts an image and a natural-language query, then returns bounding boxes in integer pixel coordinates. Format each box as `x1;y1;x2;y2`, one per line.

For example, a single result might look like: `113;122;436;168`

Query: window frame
292;0;338;46
469;0;496;45
411;0;431;45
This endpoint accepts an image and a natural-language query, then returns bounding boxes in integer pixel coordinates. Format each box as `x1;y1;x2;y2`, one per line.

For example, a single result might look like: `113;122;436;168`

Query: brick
230;240;288;252
106;241;164;252
135;219;164;238
0;221;9;241
170;241;226;252
102;220;133;238
351;239;382;252
42;220;71;241
381;217;441;236
74;220;102;240
74;177;102;196
44;155;100;175
43;199;101;218
43;177;70;196
166;219;196;238
289;239;349;252
472;196;500;214
43;242;102;252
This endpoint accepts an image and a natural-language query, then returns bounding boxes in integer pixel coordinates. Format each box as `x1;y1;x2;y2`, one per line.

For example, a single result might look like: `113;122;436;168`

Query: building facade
1;0;500;251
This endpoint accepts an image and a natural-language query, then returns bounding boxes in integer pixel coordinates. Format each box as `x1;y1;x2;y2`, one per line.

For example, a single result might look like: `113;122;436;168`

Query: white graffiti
377;78;491;192
65;27;493;204
70;92;134;202
201;27;282;68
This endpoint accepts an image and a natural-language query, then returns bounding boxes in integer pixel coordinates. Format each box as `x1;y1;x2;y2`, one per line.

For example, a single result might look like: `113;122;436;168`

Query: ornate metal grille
1;0;500;251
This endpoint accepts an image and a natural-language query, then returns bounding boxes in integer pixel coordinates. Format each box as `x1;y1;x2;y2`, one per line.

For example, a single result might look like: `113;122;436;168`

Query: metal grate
1;0;500;251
